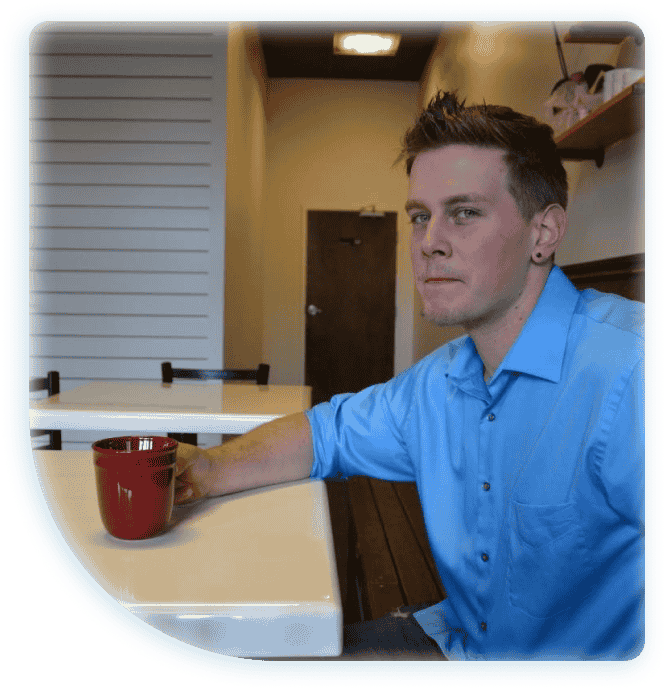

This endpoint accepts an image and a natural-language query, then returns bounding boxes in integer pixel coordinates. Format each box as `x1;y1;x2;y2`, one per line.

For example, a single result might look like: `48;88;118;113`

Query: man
175;92;644;660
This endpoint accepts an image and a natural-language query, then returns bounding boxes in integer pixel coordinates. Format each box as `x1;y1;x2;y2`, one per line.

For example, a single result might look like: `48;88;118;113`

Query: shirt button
481;553;489;562
487;413;495;421
480;622;487;632
483;482;491;491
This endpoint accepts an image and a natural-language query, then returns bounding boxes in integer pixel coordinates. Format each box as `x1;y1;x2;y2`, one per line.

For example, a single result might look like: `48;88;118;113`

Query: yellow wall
263;78;419;385
225;22;645;376
414;21;645;361
224;24;268;368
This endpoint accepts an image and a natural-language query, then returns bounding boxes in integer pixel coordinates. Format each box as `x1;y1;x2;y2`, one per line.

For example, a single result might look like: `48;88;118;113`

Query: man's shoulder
575;288;644;341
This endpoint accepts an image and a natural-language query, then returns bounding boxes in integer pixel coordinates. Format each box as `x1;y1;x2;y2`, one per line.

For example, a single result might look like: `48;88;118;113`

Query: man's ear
531;204;567;263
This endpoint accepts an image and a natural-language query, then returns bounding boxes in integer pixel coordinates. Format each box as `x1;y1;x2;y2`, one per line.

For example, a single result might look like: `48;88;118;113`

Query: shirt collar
446;337;488;401
446;266;580;388
501;265;580;382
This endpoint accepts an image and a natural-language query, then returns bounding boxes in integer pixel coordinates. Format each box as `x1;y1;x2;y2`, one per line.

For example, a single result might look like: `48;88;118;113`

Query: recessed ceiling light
333;32;401;56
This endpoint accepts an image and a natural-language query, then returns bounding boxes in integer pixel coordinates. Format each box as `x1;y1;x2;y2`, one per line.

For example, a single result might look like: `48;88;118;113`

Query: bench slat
324;480;360;623
347;476;405;619
369;479;442;606
391;481;447;600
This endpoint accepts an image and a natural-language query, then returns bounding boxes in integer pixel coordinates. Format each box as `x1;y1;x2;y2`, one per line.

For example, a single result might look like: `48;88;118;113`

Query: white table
33;450;342;657
30;381;312;435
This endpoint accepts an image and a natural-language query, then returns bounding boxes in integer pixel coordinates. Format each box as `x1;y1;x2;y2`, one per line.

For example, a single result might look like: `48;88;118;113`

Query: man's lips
424;276;462;283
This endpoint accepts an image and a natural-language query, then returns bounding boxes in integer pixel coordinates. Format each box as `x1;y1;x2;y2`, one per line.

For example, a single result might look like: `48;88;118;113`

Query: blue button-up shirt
307;266;644;660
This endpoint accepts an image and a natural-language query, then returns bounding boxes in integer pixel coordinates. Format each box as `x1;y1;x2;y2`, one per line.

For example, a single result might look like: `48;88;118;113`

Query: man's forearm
194;412;315;498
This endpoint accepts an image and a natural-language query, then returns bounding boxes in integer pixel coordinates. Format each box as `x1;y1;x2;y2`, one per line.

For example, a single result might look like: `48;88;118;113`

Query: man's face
407;145;538;332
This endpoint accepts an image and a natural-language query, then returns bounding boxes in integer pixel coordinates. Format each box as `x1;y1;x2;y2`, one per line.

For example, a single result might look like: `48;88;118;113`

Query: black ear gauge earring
535;252;542;259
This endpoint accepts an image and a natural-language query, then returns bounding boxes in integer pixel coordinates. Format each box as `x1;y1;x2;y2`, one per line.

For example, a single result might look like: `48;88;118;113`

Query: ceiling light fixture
333;32;401;56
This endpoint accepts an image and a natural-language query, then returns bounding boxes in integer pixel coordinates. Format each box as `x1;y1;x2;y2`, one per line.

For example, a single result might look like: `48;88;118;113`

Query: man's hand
174;442;213;504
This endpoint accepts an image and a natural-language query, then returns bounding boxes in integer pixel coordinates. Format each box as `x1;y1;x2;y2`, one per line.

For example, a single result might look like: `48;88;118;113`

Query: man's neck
470;266;551;382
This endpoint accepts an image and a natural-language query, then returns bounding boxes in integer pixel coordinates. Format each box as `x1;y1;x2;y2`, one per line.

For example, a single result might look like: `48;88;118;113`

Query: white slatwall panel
30;26;227;448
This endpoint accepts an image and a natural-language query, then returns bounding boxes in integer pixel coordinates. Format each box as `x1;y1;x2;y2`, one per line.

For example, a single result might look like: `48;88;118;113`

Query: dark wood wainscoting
561;252;644;302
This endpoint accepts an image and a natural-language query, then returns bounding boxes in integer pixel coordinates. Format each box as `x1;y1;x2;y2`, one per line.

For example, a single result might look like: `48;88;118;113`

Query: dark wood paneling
560;252;644;302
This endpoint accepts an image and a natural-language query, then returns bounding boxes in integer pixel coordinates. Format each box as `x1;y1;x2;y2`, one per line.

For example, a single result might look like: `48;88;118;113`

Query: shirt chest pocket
508;501;592;619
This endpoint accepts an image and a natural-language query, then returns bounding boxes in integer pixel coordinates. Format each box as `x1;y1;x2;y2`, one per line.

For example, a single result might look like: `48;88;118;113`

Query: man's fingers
174;442;198;476
172;443;212;503
174;484;194;504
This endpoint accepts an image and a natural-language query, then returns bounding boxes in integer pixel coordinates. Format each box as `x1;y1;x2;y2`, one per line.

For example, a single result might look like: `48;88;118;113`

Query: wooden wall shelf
555;77;644;167
563;22;644;46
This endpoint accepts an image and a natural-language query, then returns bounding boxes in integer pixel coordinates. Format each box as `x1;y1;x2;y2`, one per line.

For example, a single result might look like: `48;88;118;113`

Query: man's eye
454;208;480;222
410;213;429;225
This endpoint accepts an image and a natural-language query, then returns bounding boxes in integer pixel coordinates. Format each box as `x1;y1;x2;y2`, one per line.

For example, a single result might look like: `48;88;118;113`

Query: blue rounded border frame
4;4;663;686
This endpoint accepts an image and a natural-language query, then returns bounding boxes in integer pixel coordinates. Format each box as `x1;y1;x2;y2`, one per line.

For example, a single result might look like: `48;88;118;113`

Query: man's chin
421;309;464;328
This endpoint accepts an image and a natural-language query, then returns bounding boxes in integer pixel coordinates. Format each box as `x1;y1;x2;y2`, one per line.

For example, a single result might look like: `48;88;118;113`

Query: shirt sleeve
306;380;415;482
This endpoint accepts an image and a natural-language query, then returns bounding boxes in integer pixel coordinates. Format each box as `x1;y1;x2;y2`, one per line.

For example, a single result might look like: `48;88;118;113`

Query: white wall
29;24;228;449
263;78;420;385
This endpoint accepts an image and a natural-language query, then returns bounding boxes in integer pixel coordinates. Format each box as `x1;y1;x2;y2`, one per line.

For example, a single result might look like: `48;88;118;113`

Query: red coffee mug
93;436;178;540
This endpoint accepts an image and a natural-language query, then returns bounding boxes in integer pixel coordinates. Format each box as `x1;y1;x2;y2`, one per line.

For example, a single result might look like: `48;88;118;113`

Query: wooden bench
326;476;446;625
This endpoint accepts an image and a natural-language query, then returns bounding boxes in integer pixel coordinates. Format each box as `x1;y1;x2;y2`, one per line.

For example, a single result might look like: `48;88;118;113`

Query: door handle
307;304;322;316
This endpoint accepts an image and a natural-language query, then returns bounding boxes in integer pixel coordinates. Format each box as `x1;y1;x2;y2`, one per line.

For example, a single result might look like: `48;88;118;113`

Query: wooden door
305;210;396;406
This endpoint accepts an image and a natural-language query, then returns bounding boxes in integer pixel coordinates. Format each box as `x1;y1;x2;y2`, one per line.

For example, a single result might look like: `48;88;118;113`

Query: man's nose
420;218;452;258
